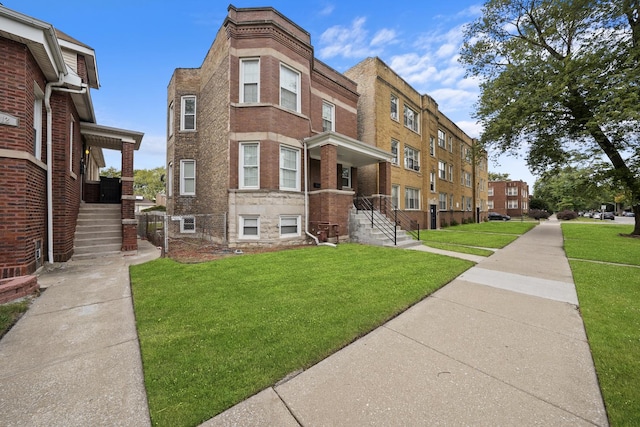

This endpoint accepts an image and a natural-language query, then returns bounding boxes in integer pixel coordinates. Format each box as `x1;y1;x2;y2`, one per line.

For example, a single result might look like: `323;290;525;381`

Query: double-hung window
167;162;173;197
180;159;196;195
240;58;260;103
439;193;447;211
168;102;174;137
438;161;446;180
240;216;259;239
390;140;399;165
341;167;351;188
488;187;494;196
280;216;300;237
280;64;300;112
430;172;436;192
438;129;446;148
508;199;519;209
280;146;300;190
405;187;420;210
507;187;518;196
181;96;196;131
181;217;195;233
429;136;435;156
391;185;399;208
239;142;259;189
404;145;420;172
322;101;335;132
448;164;454;182
390;94;398;120
403;105;418;132
464;172;472;187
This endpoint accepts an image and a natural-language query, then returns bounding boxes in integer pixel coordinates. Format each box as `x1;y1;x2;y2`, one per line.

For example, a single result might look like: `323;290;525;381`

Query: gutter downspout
44;79;88;263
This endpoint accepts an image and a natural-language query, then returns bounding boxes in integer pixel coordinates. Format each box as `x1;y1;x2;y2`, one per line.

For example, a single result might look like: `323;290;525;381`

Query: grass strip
0;300;30;339
422;242;494;257
131;244;472;426
562;224;638;266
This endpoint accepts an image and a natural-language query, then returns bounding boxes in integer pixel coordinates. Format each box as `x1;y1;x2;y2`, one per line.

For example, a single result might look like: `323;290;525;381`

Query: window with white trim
168;101;174;137
322;101;335;132
181;96;196;131
405;187;420;210
404;145;420;172
508;199;519;209
239;215;259;238
448;164;453;182
466;197;472;211
464;172;472;187
180;159;196;195
448;136;453;152
390;139;399;165
429;136;435;156
390;94;398;120
438;161;446;180
240;58;260;103
279;146;300;191
403;105;418;132
341;166;351;188
239;142;259;189
430;172;436;192
507;187;518;196
280;215;301;237
69;118;74;172
391;185;399;208
167;162;173;197
439;193;447;211
488;200;494;209
280;64;300;112
181;216;195;233
488;187;494;196
438;129;446;148
450;194;455;211
34;85;43;160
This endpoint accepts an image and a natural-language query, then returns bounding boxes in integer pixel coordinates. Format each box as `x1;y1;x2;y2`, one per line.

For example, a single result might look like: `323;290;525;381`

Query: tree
134;167;166;202
533;166;614;212
460;0;640;234
100;166;121;178
488;172;510;181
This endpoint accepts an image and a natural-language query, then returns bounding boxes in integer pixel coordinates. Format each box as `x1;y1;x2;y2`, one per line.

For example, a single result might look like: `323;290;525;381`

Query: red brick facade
488;180;530;217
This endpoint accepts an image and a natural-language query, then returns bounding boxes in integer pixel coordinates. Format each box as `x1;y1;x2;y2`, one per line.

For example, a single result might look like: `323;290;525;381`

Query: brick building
0;6;143;291
488;180;530;217
166;5;391;247
345;57;488;228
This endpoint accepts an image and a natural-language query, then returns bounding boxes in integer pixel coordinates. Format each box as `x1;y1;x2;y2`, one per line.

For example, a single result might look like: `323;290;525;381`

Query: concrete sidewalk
206;219;608;426
0;240;161;427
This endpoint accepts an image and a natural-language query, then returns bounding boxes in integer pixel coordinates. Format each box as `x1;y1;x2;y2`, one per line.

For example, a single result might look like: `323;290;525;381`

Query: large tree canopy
460;0;640;234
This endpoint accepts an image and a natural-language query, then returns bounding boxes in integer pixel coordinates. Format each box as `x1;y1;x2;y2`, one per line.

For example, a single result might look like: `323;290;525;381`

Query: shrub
450;218;459;226
556;210;578;220
528;209;551;220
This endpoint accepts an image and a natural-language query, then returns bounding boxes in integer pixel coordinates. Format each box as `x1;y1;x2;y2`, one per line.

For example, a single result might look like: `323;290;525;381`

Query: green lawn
0;300;30;339
562;223;640;425
418;221;536;251
130;244;473;427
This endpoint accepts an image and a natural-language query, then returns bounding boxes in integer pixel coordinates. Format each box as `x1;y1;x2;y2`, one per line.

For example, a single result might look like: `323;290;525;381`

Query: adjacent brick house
488;180;530;217
166;5;391;247
345;57;488;229
0;6;143;287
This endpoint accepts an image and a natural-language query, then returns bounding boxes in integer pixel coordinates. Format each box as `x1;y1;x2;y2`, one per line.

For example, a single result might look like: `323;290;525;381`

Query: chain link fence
136;212;228;257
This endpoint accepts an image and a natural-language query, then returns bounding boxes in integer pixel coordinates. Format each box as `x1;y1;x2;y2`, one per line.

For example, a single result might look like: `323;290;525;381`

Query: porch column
320;143;337;222
121;139;137;252
378;161;391;195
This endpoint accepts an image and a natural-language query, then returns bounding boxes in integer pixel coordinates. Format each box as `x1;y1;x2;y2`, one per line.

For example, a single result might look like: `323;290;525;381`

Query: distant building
488;180;529;217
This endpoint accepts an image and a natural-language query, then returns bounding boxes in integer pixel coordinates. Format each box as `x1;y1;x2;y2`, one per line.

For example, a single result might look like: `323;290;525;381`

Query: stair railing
354;194;420;245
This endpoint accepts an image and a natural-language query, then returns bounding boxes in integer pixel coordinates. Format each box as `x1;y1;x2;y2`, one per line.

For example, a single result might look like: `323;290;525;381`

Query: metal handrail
354;195;420;245
376;195;420;241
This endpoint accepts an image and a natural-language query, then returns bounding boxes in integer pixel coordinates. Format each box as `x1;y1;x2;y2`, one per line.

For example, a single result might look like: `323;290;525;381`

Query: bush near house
556;210;578;220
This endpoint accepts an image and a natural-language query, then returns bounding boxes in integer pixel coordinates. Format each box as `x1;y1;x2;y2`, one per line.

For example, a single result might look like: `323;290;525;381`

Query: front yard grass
562;223;640;425
0;300;30;339
418;221;536;252
130;243;473;427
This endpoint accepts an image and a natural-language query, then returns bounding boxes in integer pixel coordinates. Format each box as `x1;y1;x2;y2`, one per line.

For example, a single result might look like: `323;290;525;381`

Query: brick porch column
121;140;137;252
320;144;337;222
378;161;391;195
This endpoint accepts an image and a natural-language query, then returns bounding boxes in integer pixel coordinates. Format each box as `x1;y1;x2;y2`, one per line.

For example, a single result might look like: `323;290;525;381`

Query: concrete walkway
205;219;608;426
0;220;608;426
0;241;161;427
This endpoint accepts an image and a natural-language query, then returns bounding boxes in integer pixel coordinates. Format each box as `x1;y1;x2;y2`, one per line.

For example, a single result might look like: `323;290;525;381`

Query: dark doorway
430;204;437;229
100;176;121;203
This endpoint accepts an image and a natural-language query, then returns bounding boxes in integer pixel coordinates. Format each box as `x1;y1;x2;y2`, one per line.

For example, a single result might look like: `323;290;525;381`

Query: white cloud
456;120;483;139
319;4;334;16
370;28;397;47
318;17;395;59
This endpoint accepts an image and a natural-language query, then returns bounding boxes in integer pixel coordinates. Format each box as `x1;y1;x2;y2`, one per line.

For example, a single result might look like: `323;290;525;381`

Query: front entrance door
100;176;121;203
430;204;437;229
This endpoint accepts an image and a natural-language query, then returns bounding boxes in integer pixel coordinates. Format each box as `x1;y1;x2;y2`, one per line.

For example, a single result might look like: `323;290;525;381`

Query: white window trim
438;129;446;148
341;166;352;188
167;162;173;197
405;187;420;211
69;117;74;172
438;161;446;180
279;215;301;238
279;145;300;191
180;159;196;196
180;216;196;233
240;58;260;103
322;101;335;132
403;105;419;133
390;94;399;121
430;172;436;193
391;184;400;209
168;101;174;137
180;95;196;131
404;145;420;172
280;63;301;113
390;139;399;166
239;215;260;239
239;142;260;189
34;84;43;160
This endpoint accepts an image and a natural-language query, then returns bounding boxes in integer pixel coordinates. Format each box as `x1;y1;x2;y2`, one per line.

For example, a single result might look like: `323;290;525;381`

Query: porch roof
305;131;391;167
80;122;144;151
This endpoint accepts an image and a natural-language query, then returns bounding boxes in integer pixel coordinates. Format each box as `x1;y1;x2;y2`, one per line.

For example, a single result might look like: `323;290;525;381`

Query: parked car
622;211;635;217
488;212;511;221
593;212;615;220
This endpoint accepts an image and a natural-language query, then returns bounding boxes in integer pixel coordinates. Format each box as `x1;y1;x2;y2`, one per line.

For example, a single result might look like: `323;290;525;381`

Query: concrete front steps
73;203;123;260
349;209;421;248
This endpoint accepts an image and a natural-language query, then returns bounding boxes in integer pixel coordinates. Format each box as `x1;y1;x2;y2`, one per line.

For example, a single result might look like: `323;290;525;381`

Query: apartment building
488;180;530;217
0;6;143;287
345;57;488;229
166;5;391;248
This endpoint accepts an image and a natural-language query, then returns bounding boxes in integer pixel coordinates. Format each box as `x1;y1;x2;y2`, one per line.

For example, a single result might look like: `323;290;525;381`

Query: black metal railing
354;194;420;245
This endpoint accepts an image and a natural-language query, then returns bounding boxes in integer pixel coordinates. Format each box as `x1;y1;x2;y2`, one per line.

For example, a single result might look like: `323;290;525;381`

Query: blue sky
8;1;535;186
